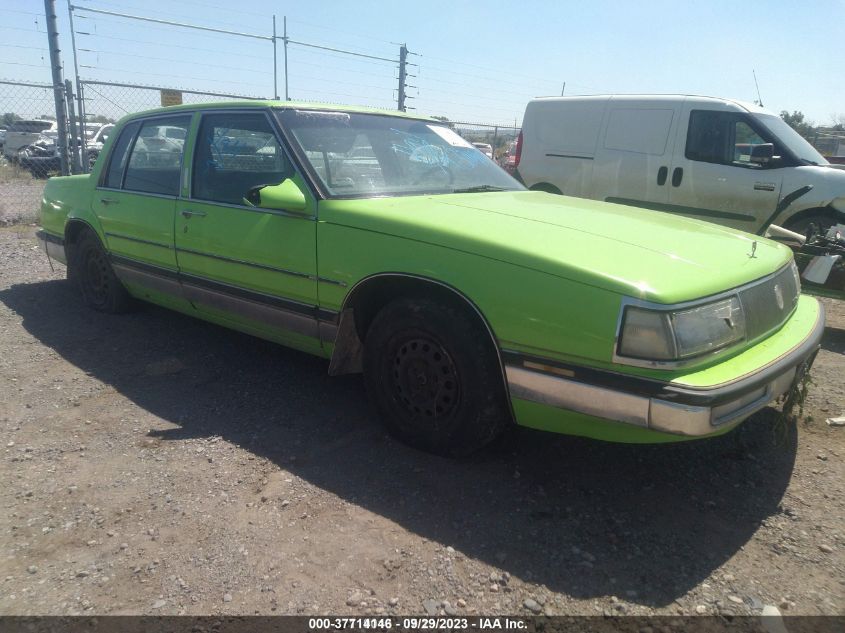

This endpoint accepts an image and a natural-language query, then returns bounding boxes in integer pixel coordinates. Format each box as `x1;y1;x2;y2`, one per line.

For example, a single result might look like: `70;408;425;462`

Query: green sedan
37;101;824;456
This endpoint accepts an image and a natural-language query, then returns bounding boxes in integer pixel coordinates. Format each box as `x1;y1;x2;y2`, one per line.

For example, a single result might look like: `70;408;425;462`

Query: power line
78;64;263;88
74;0;267;34
78;48;269;74
73;30;269;60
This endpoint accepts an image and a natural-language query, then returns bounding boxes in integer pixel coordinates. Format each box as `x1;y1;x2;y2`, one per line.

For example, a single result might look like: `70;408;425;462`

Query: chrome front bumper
504;303;824;437
36;229;67;264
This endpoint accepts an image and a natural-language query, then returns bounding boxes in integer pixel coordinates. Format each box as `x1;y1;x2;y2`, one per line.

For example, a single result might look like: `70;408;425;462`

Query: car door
93;114;191;307
667;105;783;231
174;109;321;353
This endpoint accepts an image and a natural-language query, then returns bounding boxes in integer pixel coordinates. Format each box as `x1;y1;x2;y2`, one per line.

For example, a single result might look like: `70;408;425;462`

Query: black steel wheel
364;297;510;456
72;231;132;313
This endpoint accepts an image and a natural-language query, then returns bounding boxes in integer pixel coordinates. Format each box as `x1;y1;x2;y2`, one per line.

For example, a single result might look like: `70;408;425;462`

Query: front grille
739;264;799;341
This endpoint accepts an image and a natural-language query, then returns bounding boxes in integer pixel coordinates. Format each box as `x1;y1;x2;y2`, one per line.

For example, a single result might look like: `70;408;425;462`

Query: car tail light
514;130;523;167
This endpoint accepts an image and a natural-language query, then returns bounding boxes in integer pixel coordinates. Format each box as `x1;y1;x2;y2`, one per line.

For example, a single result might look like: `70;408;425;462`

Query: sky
2;0;844;126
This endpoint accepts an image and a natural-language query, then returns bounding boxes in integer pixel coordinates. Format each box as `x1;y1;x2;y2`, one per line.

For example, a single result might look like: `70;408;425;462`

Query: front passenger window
686;110;776;169
192;112;292;205
123;116;190;196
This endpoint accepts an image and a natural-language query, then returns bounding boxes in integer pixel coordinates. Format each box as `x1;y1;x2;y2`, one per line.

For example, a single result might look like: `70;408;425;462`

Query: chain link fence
0;78;525;227
0;80;64;225
451;121;521;168
79;80;267;125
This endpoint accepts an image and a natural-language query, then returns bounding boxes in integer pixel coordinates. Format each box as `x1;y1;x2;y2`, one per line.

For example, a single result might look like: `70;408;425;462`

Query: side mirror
750;143;774;165
245;178;308;213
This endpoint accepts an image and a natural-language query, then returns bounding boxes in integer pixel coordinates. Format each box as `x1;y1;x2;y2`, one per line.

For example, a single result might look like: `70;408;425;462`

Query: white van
515;95;845;235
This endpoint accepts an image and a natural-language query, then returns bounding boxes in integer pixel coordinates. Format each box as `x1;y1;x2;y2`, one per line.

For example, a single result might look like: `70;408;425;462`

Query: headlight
790;259;801;293
618;297;745;362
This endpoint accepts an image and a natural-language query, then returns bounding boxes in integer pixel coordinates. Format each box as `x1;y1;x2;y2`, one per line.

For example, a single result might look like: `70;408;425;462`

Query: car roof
117;100;438;125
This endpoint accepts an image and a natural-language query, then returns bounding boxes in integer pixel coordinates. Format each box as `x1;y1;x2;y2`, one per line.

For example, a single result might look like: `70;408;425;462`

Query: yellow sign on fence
160;89;183;107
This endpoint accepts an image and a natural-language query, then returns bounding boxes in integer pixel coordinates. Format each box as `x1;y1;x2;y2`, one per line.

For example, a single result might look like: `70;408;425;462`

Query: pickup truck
37;101;824;456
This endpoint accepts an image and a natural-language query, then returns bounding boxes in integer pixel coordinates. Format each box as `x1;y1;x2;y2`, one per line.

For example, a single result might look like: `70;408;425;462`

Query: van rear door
592;99;679;208
666;103;782;231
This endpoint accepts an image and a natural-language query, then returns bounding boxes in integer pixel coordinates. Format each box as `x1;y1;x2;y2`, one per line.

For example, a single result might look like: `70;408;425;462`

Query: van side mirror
750;143;774;165
245;178;308;213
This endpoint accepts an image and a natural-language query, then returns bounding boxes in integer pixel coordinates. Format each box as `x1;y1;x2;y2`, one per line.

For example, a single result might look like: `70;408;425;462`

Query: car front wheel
363;297;510;456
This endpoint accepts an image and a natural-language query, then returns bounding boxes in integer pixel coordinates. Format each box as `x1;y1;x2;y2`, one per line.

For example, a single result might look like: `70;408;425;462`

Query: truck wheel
363;297;510;456
72;231;132;313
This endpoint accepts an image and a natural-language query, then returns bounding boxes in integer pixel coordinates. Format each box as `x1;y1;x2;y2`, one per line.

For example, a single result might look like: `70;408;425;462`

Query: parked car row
3;120;113;178
38;100;823;456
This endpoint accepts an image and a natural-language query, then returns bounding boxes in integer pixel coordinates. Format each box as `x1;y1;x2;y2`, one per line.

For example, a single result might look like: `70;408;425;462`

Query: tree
2;112;21;127
780;110;815;140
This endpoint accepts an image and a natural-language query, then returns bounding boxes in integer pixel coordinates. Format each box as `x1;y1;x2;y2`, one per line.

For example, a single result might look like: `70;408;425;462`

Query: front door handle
671;167;684;187
100;197;119;205
181;209;207;218
657;166;668;186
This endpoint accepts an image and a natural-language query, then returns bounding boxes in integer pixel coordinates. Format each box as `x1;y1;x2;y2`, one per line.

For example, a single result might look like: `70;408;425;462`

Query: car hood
320;190;792;304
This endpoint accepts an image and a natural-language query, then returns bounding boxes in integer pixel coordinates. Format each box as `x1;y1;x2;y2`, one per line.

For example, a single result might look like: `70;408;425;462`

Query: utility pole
44;0;70;176
272;15;278;99
561;82;566;96
397;44;408;111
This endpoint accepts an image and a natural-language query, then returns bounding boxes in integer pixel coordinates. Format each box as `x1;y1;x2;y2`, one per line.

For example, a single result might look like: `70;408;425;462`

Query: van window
604;108;674;155
686;110;776;168
123;116;191;196
532;101;605;156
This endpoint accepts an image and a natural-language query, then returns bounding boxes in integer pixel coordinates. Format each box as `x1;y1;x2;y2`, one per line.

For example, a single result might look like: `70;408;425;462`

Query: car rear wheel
363;297;510;456
72;231;132;313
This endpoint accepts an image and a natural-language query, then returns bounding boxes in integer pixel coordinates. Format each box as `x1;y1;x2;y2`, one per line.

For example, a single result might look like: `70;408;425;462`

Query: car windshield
754;114;829;166
276;109;523;197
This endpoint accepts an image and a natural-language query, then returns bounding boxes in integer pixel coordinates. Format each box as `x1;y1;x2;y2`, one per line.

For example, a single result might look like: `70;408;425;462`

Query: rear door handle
657;166;668;186
671;167;683;187
181;209;207;218
100;197;119;205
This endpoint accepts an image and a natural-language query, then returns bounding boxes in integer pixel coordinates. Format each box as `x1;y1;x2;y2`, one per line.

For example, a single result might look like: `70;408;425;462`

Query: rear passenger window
123;116;190;196
103;121;139;189
192;112;292;205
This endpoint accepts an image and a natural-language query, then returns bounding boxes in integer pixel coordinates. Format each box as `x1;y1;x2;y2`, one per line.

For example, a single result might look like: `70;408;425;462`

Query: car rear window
9;120;53;133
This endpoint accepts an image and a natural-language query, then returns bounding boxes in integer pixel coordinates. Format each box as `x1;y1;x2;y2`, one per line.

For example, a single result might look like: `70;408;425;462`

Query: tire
529;183;562;195
785;213;839;240
71;231;132;313
363;297;510;456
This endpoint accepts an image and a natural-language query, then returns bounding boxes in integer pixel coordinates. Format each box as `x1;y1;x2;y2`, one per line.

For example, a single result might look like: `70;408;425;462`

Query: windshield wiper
451;185;507;193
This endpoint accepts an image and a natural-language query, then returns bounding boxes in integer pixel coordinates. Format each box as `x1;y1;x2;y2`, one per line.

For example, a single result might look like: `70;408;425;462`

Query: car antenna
753;70;763;107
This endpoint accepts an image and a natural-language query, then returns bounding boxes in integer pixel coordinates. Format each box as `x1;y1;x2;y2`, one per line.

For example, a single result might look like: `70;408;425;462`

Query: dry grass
0;159;44;226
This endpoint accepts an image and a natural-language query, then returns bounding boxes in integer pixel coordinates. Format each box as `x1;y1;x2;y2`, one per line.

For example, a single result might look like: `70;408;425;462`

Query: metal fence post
44;0;70;176
65;80;83;174
272;15;279;100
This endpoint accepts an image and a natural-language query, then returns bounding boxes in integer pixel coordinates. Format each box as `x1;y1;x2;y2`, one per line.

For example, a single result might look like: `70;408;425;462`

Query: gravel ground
0;225;843;617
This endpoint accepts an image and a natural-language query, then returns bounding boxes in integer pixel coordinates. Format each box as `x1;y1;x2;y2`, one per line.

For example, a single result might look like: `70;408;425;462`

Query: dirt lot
0;226;843;617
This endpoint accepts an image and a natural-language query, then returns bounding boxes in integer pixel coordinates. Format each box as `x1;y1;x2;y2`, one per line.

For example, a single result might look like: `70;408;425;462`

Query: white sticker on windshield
427;125;474;148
